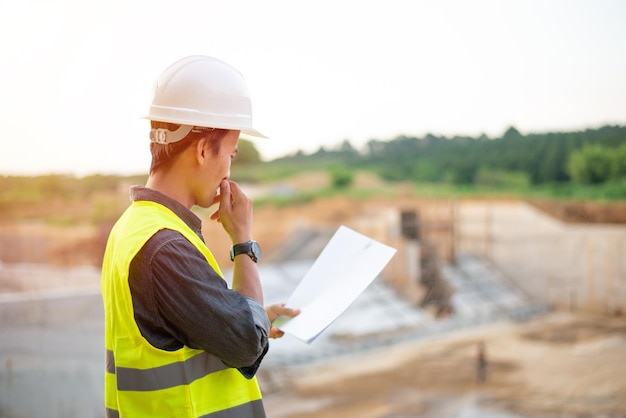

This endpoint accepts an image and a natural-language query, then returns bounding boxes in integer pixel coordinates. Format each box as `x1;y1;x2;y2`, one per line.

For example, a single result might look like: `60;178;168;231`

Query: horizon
1;122;623;178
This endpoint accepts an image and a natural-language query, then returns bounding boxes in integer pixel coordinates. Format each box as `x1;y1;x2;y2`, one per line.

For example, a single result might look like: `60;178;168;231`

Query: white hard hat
145;55;266;143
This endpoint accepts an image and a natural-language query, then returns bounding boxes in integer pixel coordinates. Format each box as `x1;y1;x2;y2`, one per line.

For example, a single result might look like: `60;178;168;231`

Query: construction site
1;185;625;417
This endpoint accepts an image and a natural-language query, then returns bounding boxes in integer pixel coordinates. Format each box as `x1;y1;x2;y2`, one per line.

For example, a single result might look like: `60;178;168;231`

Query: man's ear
195;138;209;164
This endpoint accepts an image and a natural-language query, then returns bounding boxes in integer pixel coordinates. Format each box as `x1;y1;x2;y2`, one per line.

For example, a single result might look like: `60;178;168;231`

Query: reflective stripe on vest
106;349;228;391
106;400;266;418
101;200;264;417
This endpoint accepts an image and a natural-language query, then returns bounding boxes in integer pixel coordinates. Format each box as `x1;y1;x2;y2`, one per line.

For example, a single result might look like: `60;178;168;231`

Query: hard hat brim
142;114;267;139
240;127;268;139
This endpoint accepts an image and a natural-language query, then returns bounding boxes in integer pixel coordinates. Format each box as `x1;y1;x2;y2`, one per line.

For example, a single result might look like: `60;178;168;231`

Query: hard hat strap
150;125;218;144
149;125;193;144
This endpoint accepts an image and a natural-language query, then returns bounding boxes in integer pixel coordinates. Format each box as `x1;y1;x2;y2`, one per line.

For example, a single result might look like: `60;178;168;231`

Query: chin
198;197;214;209
200;191;219;209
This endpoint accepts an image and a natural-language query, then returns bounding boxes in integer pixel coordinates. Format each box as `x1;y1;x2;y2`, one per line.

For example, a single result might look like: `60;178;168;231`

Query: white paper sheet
272;225;397;343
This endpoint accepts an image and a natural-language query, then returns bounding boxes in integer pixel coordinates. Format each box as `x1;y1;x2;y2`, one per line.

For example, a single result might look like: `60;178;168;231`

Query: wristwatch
230;240;262;263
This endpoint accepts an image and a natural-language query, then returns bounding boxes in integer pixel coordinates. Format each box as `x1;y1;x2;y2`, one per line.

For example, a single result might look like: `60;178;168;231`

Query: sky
1;0;625;176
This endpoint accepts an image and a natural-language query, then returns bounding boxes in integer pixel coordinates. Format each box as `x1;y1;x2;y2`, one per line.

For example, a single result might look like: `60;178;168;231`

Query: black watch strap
230;240;261;263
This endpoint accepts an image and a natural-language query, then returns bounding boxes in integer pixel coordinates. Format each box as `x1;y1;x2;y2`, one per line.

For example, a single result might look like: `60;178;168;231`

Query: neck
146;168;194;209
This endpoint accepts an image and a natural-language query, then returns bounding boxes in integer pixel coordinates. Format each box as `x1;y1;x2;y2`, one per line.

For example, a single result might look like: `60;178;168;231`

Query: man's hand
266;303;300;339
210;180;253;244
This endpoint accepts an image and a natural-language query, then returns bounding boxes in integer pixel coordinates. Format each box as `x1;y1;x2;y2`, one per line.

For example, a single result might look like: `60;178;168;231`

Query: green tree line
1;126;625;220
274;125;626;189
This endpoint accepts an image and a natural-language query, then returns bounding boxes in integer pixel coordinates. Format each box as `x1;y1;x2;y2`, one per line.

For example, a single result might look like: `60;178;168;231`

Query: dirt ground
528;199;626;224
263;311;626;418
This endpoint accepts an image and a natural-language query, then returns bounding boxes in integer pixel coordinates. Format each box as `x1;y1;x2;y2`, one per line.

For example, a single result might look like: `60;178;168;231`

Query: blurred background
1;1;625;417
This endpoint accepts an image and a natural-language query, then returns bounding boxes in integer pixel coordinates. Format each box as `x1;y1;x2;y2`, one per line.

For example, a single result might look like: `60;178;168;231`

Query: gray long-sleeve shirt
127;186;270;379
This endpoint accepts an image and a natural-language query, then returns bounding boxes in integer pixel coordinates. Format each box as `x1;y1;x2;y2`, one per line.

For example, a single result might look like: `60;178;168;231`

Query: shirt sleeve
130;229;270;378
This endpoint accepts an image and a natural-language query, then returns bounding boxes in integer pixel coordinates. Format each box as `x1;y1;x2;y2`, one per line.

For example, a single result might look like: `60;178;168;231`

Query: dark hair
149;122;229;174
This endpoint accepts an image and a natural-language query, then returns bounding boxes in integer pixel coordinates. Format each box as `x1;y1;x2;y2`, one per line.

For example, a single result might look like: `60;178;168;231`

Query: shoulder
138;229;224;287
141;228;197;261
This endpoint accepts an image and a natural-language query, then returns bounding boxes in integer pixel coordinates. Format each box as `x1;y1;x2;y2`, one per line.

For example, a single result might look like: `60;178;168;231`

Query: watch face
250;241;262;260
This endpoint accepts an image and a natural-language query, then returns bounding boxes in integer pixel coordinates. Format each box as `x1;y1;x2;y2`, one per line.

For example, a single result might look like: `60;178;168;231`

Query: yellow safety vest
101;200;264;418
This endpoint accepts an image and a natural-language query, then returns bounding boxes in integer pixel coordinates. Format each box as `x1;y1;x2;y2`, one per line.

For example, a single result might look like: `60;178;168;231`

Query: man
101;55;299;418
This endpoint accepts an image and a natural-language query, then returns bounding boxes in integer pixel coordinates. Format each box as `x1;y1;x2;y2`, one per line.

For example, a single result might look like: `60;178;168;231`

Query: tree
232;138;261;166
567;145;613;184
502;126;522;140
337;139;358;155
329;165;354;189
611;143;626;180
537;135;569;183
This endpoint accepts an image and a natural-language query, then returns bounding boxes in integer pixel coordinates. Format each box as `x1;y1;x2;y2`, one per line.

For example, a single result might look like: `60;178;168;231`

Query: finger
269;327;285;339
219;180;231;207
227;181;252;207
267;304;300;322
270;303;286;312
228;180;242;196
266;303;285;322
277;307;300;317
